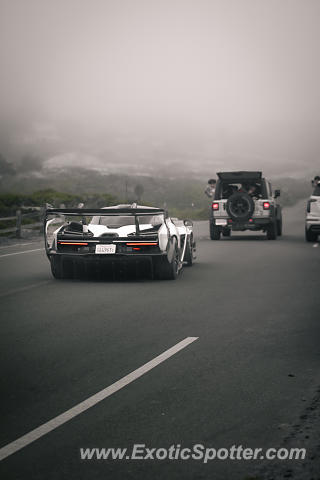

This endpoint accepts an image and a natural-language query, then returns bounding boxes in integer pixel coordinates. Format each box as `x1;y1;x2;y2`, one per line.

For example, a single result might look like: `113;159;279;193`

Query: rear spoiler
45;207;165;216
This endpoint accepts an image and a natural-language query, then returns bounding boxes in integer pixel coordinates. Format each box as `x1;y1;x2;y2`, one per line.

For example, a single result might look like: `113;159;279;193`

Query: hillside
0;163;313;220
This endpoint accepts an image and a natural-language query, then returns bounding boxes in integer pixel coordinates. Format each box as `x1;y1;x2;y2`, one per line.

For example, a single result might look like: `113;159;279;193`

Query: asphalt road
0;203;319;480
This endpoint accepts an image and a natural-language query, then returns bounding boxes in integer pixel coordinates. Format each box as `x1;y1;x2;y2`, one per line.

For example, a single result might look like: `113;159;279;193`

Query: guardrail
0;208;44;238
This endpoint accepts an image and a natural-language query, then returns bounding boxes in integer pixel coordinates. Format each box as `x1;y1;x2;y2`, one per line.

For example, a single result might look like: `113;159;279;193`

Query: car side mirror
184;219;193;227
274;189;280;198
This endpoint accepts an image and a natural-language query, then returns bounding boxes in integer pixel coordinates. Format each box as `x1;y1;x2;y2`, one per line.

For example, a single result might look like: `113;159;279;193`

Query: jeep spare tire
226;192;255;221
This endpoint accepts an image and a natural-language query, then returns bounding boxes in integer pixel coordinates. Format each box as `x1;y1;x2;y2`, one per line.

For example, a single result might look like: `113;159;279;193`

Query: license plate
215;219;227;226
95;244;116;254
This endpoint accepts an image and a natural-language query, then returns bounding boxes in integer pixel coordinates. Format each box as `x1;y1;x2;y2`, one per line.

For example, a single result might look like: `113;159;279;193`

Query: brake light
133;247;141;251
212;202;219;210
126;242;158;246
263;202;270;210
58;242;88;245
307;199;317;213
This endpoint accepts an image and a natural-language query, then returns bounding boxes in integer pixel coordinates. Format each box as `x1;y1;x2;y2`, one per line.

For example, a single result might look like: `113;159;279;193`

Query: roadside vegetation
0;161;312;220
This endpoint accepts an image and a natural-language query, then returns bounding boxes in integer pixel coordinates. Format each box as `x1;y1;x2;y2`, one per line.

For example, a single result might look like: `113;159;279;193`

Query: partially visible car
44;204;196;280
305;184;320;242
209;171;282;240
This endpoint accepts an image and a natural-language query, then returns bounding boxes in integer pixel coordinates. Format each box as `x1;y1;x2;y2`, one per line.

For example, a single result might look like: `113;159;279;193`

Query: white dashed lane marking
0;248;44;258
0;242;35;249
0;281;51;298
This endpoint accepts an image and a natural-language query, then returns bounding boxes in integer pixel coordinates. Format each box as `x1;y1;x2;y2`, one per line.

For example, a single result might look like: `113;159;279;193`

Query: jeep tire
305;227;318;242
266;221;278;240
210;222;221;240
226;192;255;222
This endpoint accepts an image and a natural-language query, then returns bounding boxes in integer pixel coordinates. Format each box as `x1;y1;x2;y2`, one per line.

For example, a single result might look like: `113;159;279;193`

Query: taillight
307;199;316;213
263;202;270;210
212;202;219;210
126;242;158;246
58;242;89;245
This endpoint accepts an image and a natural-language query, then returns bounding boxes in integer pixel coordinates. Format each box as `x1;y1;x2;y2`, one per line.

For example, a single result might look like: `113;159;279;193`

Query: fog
1;0;320;177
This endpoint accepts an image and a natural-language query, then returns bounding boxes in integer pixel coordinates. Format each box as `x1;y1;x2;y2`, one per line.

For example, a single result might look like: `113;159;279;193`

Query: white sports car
44;204;196;280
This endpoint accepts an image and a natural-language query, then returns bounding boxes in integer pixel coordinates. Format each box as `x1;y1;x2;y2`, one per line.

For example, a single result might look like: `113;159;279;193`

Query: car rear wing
45;207;165;217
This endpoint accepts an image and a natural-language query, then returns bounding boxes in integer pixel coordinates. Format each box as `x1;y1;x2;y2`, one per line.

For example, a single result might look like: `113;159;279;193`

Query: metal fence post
16;210;22;238
39;207;45;234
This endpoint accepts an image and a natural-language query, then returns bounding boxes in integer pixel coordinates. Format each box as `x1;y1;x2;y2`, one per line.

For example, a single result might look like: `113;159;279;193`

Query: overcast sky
0;0;320;173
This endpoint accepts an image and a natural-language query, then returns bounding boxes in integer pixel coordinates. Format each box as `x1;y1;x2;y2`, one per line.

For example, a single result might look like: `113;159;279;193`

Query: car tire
50;256;72;279
210;222;221;240
50;256;64;279
184;238;193;266
222;228;231;237
154;238;179;280
266;221;277;240
277;218;283;236
305;227;318;242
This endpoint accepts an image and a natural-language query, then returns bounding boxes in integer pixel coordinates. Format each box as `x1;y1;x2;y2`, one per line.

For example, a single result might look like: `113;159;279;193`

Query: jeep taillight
212;202;219;210
263;202;270;210
307;199;316;213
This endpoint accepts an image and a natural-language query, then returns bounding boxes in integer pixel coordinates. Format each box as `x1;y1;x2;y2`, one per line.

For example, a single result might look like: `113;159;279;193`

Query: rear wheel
50;256;63;279
305;227;318;242
154;239;180;280
266;221;277;240
50;256;72;279
184;238;193;266
277;219;282;236
210;222;221;240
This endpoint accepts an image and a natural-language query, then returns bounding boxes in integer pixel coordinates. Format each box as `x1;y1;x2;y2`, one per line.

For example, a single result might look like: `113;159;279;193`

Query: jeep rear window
215;181;266;199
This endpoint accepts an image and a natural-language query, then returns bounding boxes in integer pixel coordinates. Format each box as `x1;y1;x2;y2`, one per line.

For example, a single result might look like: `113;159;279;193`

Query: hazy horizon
1;0;320;178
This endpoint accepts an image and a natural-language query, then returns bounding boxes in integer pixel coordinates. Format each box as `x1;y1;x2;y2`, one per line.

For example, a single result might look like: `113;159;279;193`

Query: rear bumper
306;218;320;233
48;252;167;274
212;217;272;231
48;251;165;261
49;252;165;278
